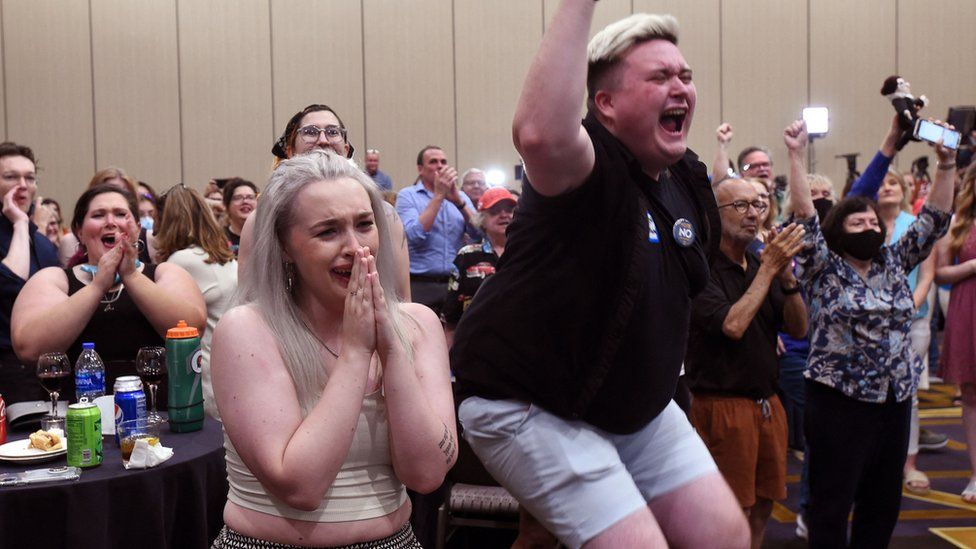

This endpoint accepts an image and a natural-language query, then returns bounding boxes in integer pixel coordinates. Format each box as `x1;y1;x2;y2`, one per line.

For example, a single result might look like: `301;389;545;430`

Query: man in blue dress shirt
395;145;480;314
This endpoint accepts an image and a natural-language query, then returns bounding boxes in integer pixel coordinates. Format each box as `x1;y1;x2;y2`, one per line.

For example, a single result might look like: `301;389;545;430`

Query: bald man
684;178;807;549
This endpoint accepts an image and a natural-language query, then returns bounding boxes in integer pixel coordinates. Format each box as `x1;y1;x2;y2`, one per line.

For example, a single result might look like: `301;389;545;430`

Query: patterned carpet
765;383;976;549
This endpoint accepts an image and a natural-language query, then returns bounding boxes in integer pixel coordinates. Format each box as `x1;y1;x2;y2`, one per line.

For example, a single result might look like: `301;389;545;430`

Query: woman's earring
284;262;295;293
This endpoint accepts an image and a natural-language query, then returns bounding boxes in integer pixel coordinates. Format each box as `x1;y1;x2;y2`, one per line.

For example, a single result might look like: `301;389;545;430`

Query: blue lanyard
80;260;143;286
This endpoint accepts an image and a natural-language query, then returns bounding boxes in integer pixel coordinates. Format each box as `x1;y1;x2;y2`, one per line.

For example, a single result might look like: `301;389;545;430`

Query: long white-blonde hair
238;149;411;414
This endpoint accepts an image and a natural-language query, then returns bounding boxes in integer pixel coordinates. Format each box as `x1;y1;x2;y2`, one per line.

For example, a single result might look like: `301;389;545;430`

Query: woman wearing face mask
784;118;954;548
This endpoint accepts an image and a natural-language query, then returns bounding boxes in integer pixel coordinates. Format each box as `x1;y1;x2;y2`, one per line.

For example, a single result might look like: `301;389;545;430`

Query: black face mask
840;229;884;261
813;198;833;222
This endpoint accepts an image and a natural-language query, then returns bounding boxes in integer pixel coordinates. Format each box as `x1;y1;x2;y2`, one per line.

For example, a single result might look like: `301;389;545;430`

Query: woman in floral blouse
784;118;955;548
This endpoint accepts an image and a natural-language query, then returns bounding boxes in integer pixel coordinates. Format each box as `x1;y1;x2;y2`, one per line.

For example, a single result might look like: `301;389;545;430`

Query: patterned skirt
211;522;422;549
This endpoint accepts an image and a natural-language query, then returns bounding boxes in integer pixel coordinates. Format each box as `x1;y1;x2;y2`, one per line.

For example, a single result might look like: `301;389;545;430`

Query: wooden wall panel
3;0;95;210
363;0;455;190
177;0;274;190
91;0;182;188
897;0;976;171
270;1;365;163
634;0;721;160
454;0;542;183
810;0;896;191
721;0;807;181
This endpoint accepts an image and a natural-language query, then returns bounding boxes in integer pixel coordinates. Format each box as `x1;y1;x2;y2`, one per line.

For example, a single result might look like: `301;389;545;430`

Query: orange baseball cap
477;187;517;211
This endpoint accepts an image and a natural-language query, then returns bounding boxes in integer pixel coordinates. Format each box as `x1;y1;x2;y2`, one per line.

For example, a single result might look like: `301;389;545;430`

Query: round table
0;415;227;548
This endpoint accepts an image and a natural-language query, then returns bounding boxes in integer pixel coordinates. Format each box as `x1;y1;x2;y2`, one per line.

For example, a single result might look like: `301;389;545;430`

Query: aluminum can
0;393;6;444
113;376;146;445
66;399;102;468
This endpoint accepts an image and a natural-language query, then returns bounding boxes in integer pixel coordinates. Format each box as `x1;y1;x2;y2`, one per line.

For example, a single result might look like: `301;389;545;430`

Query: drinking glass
135;347;166;424
117;418;161;466
36;352;71;417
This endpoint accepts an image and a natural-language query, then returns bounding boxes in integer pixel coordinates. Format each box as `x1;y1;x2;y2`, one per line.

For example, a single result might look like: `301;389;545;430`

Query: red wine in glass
36;352;71;417
38;371;69;394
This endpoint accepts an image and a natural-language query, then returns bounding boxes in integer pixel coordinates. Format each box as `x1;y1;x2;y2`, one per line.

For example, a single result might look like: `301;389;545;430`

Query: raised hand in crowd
712;122;736;183
785;120;815;219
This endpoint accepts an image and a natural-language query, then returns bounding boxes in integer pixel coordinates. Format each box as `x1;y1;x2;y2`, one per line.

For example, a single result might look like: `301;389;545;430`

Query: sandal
962;480;976;504
904;469;930;495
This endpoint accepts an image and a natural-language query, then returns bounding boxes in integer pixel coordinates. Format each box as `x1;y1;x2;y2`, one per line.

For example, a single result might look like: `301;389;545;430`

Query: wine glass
36;352;71;417
136;347;166;424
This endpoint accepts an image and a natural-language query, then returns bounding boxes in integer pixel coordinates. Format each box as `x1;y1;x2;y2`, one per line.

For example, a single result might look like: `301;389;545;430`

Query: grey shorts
458;397;716;549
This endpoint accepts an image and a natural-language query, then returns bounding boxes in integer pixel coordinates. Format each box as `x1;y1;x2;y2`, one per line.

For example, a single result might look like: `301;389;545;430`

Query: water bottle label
76;372;105;393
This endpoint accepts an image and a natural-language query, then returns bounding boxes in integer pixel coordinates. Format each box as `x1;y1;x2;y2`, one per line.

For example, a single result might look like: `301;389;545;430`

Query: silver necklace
101;284;124;312
300;316;339;358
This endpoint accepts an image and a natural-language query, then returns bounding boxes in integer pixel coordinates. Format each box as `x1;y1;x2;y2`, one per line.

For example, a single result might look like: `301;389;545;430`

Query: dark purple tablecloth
0;415;227;548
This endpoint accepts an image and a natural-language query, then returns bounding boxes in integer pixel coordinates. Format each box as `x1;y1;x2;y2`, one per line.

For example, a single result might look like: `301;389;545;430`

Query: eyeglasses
297;125;346;144
742;161;772;173
718;200;768;214
231;194;256;204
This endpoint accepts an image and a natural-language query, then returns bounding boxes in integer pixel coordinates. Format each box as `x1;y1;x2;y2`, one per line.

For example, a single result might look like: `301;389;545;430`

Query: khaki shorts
691;394;787;507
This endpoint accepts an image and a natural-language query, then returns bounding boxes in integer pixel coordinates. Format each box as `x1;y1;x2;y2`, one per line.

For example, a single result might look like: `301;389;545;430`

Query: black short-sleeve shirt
451;113;718;434
685;250;786;399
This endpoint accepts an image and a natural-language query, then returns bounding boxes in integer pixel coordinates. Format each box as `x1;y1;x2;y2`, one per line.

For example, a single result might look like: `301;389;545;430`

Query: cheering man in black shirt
451;3;748;548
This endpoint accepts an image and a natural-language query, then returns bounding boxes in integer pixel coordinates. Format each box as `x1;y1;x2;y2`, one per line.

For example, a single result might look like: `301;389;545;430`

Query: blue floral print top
794;205;950;403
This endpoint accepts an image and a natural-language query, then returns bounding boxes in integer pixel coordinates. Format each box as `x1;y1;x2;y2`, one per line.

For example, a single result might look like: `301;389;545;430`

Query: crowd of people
0;2;975;548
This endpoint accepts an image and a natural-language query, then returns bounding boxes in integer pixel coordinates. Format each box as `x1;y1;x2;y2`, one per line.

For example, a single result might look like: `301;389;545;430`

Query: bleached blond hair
586;14;680;108
239;149;412;415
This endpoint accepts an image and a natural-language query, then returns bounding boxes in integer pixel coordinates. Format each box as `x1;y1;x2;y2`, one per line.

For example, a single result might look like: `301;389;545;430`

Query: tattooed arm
383;302;458;493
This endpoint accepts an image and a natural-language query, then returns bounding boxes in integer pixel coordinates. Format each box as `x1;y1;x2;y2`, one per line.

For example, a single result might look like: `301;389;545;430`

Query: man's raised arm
512;0;596;197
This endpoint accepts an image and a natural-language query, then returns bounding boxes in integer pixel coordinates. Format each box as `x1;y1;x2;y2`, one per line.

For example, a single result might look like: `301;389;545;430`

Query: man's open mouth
660;108;687;134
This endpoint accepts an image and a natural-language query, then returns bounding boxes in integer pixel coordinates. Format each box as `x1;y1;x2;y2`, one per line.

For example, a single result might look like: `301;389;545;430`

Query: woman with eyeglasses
154;184;237;420
784;118;954;547
221;178;258;256
11;184;205;398
210;150;453;548
237;104;411;300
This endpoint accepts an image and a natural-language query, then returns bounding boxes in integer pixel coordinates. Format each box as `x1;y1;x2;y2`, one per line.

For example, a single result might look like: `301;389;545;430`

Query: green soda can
66;399;102;468
167;320;204;432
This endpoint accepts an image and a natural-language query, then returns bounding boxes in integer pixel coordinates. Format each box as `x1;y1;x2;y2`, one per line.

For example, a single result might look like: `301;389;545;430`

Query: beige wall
1;0;973;214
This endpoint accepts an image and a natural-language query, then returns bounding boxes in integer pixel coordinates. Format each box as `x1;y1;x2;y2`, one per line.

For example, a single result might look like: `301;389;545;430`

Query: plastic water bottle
74;342;106;402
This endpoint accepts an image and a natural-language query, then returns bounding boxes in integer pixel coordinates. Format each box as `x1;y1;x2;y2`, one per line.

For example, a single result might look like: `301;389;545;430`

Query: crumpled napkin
124;439;174;469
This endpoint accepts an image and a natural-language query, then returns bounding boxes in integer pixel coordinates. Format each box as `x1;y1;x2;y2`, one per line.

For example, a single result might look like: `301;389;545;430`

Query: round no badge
673;218;696;247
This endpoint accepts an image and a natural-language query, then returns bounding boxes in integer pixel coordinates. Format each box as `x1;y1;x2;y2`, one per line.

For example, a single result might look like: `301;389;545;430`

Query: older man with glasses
685;177;807;549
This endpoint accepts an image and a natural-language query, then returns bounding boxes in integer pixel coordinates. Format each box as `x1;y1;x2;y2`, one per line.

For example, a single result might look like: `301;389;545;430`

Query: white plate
0;437;67;463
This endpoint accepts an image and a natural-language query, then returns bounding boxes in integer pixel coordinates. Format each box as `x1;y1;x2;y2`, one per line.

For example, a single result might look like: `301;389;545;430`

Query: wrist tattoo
438;423;456;464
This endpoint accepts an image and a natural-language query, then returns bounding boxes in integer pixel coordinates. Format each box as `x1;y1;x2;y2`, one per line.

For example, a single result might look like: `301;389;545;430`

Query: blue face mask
139;216;154;231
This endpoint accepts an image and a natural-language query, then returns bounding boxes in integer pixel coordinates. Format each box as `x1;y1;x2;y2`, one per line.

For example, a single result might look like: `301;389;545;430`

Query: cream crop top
224;391;408;522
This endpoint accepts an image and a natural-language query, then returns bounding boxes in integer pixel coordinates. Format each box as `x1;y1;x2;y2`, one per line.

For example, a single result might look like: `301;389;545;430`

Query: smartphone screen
915;119;961;150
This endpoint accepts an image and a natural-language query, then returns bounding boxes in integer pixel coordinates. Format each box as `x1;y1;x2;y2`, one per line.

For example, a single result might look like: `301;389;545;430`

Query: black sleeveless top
64;265;167;404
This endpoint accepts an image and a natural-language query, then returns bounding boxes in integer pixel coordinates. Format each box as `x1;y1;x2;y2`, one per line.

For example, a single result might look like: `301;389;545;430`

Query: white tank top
224;391;407;522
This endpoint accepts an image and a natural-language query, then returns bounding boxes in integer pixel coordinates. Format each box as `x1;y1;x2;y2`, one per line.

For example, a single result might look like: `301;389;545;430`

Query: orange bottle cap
166;320;199;339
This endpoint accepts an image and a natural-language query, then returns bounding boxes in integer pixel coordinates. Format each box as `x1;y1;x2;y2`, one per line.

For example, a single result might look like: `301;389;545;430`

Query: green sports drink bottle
166;320;204;432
